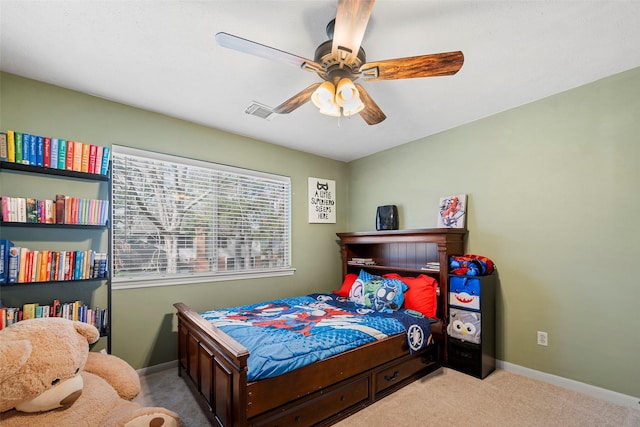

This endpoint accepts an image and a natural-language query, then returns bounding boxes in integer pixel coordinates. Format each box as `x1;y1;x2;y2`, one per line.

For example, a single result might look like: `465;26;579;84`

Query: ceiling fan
215;0;464;125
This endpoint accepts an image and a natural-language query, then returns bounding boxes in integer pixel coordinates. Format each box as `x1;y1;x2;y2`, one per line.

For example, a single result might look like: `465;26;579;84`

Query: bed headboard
337;228;467;323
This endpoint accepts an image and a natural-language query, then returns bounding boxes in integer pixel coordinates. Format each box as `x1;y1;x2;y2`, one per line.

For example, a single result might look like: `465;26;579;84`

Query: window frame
110;145;294;290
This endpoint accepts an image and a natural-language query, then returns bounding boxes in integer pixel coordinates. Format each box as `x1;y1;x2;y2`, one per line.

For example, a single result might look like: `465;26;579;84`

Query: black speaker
376;205;399;231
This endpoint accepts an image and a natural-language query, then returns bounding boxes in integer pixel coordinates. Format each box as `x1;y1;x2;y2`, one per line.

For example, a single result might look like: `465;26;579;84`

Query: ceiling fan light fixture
336;77;364;116
311;81;336;109
335;78;359;107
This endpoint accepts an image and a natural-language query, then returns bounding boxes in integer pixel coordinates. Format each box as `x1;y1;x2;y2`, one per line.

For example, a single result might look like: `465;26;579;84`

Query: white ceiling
1;1;639;162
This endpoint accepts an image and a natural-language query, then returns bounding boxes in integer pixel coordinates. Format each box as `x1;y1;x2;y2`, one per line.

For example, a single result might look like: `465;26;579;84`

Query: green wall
348;67;640;398
0;72;349;369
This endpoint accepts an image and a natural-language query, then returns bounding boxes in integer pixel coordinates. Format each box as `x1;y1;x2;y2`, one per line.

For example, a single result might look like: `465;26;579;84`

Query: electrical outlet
537;331;548;346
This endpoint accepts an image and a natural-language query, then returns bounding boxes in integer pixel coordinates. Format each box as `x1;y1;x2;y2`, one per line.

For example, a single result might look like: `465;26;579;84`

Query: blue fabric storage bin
449;276;481;310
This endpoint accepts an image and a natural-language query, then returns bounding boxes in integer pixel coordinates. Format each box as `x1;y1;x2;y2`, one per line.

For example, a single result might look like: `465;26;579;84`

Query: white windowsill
112;268;296;290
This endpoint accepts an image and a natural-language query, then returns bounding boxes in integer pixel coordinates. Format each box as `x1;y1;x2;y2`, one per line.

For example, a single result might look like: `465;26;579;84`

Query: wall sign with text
308;177;336;223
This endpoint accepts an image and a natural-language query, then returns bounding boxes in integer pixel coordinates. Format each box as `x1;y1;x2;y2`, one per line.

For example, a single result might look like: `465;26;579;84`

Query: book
94;145;103;175
22;303;38;320
16;197;26;222
28;250;37;283
88;144;97;173
50;137;59;169
26;198;37;223
0;240;13;284
53;251;61;281
36;135;44;166
16;132;25;164
0;132;7;161
101;146;111;175
29;134;38;166
17;247;28;283
81;142;90;172
7;130;16;162
52;299;61;317
43;137;51;168
63;251;71;280
1;196;9;222
39;250;49;281
421;261;440;270
348;257;376;265
57;139;67;169
73;141;83;171
7;246;20;284
65;140;74;170
74;250;84;280
57;251;65;281
55;194;65;224
45;199;55;223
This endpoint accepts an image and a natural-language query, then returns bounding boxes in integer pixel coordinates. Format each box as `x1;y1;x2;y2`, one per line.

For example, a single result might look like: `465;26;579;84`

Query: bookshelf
0;160;111;352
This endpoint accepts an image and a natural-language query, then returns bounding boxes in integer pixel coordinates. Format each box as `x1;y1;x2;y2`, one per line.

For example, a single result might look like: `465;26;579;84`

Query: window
111;145;292;288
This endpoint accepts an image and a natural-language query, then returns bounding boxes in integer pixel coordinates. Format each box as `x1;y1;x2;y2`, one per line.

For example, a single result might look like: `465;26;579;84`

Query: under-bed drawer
250;376;370;427
374;351;438;395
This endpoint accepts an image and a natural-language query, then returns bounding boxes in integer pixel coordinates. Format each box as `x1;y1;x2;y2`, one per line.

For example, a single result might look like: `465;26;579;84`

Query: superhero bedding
200;292;435;382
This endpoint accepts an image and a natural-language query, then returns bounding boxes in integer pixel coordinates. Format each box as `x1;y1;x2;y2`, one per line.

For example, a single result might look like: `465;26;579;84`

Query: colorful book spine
88;144;97;173
57;139;67;169
29;134;37;166
80;142;90;172
101;146;111;175
50;137;59;169
7;246;20;284
43;137;51;168
94;145;104;175
0;240;13;284
16;132;25;164
36;135;45;166
0;133;7;161
65;140;74;170
72;141;83;171
7;130;16;162
17;247;28;283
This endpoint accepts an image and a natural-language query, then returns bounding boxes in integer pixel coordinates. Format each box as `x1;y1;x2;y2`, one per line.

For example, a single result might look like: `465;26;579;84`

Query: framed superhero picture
437;194;467;228
308;177;336;223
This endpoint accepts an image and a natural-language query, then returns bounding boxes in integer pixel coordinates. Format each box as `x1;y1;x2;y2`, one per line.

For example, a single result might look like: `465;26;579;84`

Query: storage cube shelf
446;273;496;379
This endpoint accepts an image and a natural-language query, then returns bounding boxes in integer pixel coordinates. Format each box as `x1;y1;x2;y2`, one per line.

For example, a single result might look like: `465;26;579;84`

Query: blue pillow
352;270;408;313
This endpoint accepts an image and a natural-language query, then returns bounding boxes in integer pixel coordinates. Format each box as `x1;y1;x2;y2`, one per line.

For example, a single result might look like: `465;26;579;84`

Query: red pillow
333;273;358;297
384;273;438;318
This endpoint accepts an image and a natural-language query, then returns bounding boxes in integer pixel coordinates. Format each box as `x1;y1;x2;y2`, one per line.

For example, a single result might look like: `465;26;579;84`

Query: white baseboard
136;360;177;376
497;360;640;409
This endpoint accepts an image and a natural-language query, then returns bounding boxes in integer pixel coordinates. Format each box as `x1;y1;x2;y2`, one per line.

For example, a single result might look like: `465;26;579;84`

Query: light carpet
135;367;640;427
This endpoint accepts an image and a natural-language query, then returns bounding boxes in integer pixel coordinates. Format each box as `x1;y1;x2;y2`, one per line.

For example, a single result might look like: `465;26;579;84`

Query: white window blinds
111;145;291;288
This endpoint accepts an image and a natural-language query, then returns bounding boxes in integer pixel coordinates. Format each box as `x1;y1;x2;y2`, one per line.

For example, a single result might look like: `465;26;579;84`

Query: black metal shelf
1;277;109;287
1;221;108;229
0;160;110;181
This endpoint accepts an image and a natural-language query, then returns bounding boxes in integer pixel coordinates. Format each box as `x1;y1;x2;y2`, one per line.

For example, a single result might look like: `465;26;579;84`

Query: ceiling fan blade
360;51;464;81
216;32;325;74
332;0;375;65
355;83;386;125
273;83;322;114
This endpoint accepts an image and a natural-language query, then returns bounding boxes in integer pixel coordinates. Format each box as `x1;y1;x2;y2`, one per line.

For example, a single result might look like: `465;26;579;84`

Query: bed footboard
174;302;250;426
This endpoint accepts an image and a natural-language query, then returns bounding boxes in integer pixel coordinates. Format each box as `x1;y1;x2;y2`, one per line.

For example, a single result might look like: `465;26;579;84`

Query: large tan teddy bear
0;317;183;427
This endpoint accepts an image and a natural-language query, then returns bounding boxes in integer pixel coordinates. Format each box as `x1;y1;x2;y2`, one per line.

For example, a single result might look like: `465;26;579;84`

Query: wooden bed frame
174;228;466;426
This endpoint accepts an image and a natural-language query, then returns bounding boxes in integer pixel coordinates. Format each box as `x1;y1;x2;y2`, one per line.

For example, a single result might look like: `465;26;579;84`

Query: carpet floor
134;367;640;427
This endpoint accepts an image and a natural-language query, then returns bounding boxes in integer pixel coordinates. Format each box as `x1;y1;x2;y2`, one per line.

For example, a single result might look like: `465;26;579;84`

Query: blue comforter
200;293;434;382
